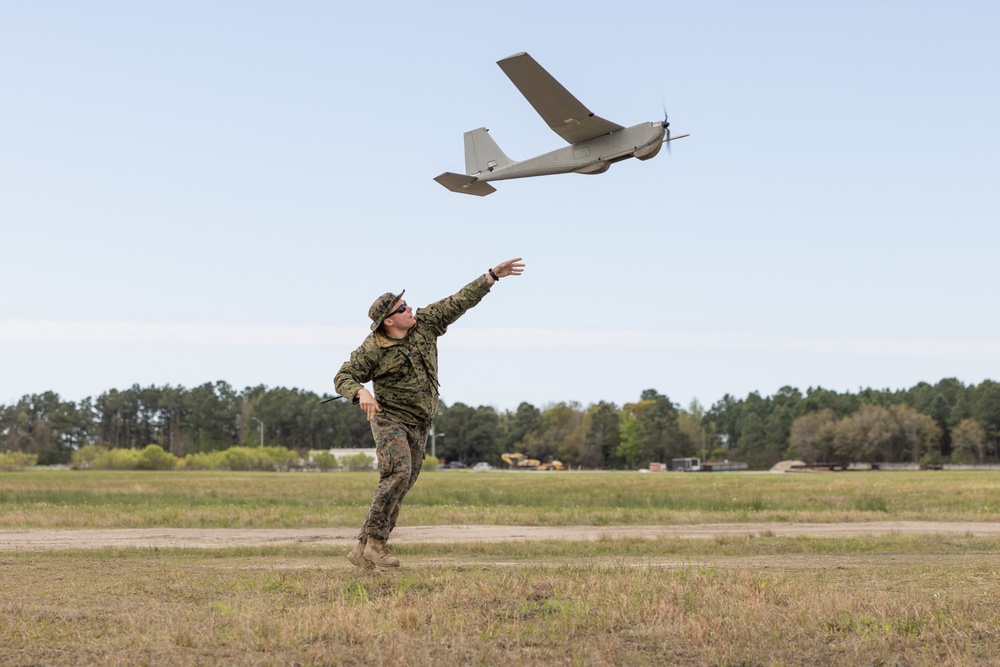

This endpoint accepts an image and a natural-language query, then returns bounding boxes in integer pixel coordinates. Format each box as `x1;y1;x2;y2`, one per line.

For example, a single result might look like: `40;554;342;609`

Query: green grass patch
2;469;1000;528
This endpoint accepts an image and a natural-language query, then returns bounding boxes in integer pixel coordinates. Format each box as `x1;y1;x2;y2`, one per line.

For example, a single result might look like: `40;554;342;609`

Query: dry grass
2;538;999;666
4;471;1000;664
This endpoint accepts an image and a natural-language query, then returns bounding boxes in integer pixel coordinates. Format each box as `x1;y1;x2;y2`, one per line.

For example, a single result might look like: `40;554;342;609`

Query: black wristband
488;268;499;281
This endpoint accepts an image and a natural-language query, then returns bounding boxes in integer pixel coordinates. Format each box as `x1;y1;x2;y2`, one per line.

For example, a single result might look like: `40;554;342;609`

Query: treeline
1;379;998;469
0;382;370;465
708;379;1000;468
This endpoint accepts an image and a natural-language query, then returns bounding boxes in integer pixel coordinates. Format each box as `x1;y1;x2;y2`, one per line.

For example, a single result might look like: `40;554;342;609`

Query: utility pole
429;426;444;460
252;418;264;448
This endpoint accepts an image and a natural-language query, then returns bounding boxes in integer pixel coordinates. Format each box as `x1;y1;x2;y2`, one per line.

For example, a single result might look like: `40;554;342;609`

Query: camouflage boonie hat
368;290;405;331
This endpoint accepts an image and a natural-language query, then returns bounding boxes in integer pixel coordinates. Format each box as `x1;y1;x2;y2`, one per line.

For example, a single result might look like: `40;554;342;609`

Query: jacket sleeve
334;336;380;404
418;275;493;336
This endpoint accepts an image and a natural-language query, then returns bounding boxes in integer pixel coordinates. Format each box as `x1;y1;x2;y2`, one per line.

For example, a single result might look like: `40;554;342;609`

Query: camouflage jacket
334;275;493;428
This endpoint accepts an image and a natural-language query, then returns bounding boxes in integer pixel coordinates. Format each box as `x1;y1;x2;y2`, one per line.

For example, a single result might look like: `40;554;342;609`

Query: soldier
335;258;526;570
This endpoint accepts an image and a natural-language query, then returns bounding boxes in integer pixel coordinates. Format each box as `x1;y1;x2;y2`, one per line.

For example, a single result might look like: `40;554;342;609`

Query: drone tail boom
464;127;513;176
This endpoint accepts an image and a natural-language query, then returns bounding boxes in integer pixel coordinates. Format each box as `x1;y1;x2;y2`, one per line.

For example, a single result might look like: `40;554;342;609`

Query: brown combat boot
347;541;375;572
364;538;400;567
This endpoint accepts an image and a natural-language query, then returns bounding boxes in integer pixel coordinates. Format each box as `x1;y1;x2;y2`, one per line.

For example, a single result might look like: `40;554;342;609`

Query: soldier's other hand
358;388;381;421
493;257;525;278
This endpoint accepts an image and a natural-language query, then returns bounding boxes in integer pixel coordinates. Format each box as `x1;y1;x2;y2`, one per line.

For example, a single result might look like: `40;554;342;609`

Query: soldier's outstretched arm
420;258;526;334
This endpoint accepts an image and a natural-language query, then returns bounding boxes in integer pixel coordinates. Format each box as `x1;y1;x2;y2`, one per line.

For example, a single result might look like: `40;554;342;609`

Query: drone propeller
661;103;672;154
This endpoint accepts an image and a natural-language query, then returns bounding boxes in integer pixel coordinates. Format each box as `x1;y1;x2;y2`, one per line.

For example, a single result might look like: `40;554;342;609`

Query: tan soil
769;459;807;472
2;521;999;552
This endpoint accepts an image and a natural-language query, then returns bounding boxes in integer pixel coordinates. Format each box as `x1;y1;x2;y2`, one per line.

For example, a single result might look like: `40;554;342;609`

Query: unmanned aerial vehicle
434;52;688;196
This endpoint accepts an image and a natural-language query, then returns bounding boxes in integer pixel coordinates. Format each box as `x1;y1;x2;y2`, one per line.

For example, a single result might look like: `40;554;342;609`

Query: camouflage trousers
358;414;428;543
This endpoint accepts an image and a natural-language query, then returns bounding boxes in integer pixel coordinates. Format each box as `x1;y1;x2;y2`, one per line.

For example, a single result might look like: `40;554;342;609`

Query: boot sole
347;551;376;572
363;549;400;568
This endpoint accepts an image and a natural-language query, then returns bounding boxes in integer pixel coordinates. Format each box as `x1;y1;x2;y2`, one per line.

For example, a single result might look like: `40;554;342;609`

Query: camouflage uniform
335;275;493;543
355;415;427;541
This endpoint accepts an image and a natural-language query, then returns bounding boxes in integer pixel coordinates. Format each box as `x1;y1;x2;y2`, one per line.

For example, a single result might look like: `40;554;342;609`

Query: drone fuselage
476;122;666;183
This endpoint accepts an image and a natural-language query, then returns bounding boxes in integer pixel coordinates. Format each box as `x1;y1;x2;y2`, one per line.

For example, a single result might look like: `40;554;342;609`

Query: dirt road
3;521;999;551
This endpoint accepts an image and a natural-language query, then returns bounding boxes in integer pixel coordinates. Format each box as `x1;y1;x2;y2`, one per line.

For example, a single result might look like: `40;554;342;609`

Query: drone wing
497;52;624;145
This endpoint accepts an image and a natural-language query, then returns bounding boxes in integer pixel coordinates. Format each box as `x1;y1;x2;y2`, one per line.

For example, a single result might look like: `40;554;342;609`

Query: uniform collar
375;329;408;348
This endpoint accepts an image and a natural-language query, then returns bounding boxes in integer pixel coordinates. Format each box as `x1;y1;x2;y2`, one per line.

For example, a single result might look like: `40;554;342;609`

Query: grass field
2;469;1000;528
3;538;999;666
2;470;1000;665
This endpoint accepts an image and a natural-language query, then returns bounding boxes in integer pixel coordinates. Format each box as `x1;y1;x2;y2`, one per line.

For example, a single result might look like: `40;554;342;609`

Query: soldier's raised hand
492;258;525;279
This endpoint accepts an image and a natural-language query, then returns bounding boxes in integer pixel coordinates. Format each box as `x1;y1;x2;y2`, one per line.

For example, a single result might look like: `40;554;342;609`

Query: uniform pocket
372;414;405;474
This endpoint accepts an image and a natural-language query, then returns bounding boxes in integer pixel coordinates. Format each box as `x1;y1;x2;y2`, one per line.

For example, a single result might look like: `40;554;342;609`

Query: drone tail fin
464;128;513;176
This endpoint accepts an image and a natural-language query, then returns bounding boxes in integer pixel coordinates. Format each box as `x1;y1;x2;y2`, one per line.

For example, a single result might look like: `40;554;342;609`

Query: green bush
99;448;142;470
219;446;298;471
313;451;339;471
183;451;227;470
72;446;144;470
948;451;971;465
0;450;38;471
339;452;375;472
709;448;731;461
65;444;301;472
920;451;945;467
422;454;439;471
138;444;178;471
262;446;300;470
71;444;107;469
223;447;262;471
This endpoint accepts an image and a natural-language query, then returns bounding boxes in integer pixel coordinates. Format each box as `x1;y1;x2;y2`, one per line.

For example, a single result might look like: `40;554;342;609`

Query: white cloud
2;319;997;362
0;320;366;346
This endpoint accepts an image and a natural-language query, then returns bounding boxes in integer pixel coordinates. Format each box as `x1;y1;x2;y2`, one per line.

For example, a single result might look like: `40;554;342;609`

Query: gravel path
2;521;999;551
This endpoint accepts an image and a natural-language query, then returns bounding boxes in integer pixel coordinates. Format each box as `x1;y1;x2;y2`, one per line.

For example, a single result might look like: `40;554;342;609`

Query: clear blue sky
2;1;998;412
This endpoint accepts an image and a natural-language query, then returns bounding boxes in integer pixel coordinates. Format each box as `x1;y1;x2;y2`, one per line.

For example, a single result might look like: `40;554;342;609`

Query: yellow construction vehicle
501;452;525;468
538;460;565;471
501;452;541;470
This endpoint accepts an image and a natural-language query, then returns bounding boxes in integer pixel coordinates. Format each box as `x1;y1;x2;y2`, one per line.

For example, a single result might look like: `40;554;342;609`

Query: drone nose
661;108;672;152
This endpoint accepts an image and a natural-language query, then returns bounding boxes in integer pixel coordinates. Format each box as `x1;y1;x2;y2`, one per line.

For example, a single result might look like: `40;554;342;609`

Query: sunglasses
387;302;407;317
